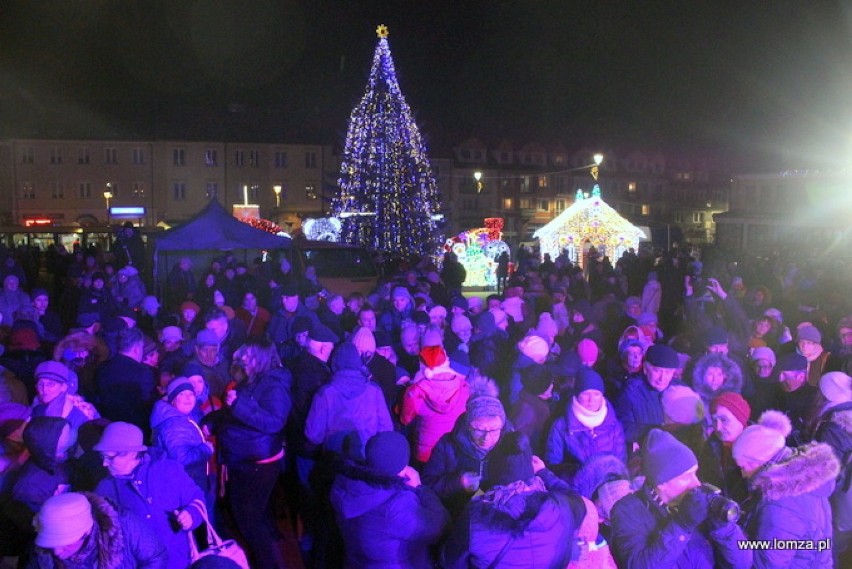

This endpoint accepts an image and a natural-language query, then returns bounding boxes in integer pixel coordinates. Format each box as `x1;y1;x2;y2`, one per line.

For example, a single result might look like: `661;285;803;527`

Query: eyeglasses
100;453;121;463
471;427;502;437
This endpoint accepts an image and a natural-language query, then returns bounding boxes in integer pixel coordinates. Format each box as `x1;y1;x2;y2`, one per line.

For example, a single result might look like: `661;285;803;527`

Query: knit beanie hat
483;431;534;489
732;410;791;465
420;345;447;369
166;378;194;404
576;338;599;365
351;327;376;356
797;325;822;344
331;342;363;373
451;315;472;336
574;367;605;395
776;352;807;372
429;305;447;321
819;371;852;403
521;365;553;396
645;344;679;369
661;385;704;425
35;493;95;548
536;312;558;340
710;392;751;427
705;326;729;347
466;395;506;424
518;334;549;363
642;428;698;486
391;286;412;301
365;431;410;476
750;346;776;367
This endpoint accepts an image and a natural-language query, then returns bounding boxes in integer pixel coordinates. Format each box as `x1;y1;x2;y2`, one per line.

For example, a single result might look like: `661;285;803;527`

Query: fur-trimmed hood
571;454;630;499
828;404;852;434
749;443;840;502
330;459;412;519
691;352;743;400
470;486;560;534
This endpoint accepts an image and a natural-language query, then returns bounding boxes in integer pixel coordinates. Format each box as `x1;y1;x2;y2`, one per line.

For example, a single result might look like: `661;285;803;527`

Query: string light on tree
330;25;442;259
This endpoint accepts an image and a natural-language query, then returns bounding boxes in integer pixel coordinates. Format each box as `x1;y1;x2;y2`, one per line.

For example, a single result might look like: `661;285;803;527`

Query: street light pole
103;184;113;225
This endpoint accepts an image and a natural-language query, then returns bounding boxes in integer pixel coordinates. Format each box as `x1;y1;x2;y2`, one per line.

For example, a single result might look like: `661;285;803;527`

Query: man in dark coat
267;282;320;361
422;395;507;518
330;431;449;568
611;428;752;569
441;431;586;568
93;328;156;437
615;344;684;452
166;257;195;311
734;410;839;569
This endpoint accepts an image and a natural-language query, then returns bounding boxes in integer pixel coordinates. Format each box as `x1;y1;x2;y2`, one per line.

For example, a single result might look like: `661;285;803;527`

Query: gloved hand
675;488;709;531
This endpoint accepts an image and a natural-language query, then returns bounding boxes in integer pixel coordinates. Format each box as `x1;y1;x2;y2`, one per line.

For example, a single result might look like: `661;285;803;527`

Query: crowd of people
1;239;851;568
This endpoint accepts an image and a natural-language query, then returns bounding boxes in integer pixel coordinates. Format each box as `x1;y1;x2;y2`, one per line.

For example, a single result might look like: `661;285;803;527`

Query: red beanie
420;345;447;369
710;392;751;427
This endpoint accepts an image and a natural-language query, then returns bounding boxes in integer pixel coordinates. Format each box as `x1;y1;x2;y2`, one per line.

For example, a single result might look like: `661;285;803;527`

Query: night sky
1;1;851;168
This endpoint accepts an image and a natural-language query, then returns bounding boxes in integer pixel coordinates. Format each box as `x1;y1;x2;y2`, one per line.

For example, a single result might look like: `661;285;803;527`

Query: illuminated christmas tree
331;24;442;259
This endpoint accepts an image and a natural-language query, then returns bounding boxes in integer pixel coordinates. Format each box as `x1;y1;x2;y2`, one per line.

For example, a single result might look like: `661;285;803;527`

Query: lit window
503;198;513;209
693;212;705;223
628;182;637;194
641;204;650;216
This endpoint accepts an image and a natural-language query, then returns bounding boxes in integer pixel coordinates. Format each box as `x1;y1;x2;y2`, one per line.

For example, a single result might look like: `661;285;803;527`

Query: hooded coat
329;460;449;568
742;443;840;569
150;400;211;491
546;399;627;476
399;361;470;463
814;400;852;531
440;470;586;569
305;356;393;459
27;492;168;569
691;353;743;418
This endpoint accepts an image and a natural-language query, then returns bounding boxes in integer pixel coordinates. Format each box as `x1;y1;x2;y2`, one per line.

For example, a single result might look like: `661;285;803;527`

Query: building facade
715;170;852;255
1;138;337;232
445;139;731;248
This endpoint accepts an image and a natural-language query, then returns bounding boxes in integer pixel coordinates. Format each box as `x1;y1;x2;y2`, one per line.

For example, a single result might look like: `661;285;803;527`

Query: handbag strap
486;534;517;569
189;499;225;548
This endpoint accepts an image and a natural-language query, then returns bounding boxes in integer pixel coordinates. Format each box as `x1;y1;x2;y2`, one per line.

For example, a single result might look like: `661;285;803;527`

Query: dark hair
118;327;145;354
241;337;281;376
204;307;228;324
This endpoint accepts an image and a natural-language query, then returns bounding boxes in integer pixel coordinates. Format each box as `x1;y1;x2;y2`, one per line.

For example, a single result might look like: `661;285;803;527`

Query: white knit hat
35;493;94;548
351;327;376;356
732;410;791;465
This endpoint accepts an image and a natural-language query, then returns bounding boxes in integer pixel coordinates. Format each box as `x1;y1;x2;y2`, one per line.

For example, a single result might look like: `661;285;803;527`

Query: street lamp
273;185;282;208
474;171;483;193
103;185;113;225
591;154;604;181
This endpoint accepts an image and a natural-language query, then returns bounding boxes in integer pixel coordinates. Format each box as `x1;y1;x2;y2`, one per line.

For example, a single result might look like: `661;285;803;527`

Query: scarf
572;397;607;429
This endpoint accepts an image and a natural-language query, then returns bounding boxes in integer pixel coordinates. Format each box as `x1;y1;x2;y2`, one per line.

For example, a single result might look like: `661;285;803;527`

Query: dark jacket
508;391;551;455
94;449;204;569
330;460;449;568
27;492;168;569
211;366;291;465
698;436;747;504
422;417;491;518
546;399;626;477
94;353;157;433
615;377;683;449
611;485;752;569
150;400;212;491
742;443;839;569
286;351;331;457
268;304;320;354
305;368;393;459
440;470;585;569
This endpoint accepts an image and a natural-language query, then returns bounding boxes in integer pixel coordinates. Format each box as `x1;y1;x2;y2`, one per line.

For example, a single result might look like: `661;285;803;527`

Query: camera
695;483;741;523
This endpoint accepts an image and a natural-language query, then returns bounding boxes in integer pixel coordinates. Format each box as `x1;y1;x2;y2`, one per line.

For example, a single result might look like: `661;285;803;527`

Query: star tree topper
376;24;389;38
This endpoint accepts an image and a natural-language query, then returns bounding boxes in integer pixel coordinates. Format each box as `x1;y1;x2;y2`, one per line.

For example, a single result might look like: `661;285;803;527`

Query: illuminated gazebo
534;186;646;268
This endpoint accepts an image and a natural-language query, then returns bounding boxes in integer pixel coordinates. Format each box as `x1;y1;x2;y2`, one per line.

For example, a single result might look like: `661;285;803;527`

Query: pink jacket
400;364;469;463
